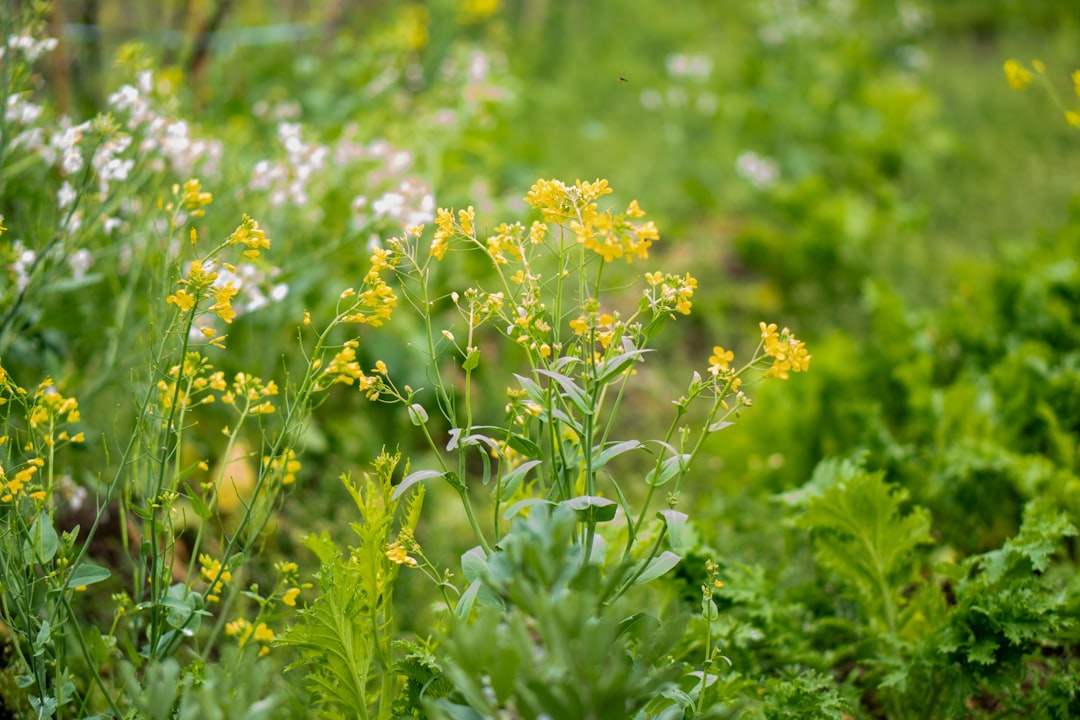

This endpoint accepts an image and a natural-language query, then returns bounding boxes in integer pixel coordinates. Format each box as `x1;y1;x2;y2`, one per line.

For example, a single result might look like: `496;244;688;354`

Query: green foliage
794;466;933;635
276;453;424;719
430;505;685;720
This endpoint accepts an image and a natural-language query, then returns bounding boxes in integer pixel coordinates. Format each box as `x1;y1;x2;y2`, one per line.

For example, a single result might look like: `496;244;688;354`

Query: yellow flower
282;587;301;607
458;206;476;235
1073;70;1080;97
1067;110;1080;128
645;271;664;286
708;346;734;376
386;541;418;566
569;316;589;335
209;283;238;323
167;288;196;312
1004;59;1032;90
626;199;646;218
179;178;213;215
227;215;271;260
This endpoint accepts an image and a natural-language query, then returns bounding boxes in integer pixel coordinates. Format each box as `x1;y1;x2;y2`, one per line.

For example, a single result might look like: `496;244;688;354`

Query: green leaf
494;459;543;501
25;512;58;564
392;469;444;500
407;403;429;426
502;498;553;520
187;491;212;521
462;347;481;371
634;551;682;585
591;440;645;470
657;510;689;551
795;468;932;624
595;347;651;386
506;433;542;459
645;454;689;487
535;369;593;416
66;563;111;590
561;495;617;523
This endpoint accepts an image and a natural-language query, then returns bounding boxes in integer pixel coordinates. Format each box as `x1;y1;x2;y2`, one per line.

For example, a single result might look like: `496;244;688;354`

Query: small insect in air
619;75;629;84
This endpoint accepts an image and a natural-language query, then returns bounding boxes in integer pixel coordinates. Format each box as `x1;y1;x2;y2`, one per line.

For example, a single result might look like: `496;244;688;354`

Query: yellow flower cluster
524;178;656;263
221;371;278;415
1004;59;1080;127
264;449;302;486
199;553;232;603
273;560;310;607
166;259;235;332
177;178;213;216
322;339;378;397
227;215;271;261
569;311;622;350
759;322;811;380
1003;59;1033;91
0;458;44;503
644;271;697;316
28;380;85;448
225;618;275;656
156;353;226;411
385;540;418;567
339;267;398;327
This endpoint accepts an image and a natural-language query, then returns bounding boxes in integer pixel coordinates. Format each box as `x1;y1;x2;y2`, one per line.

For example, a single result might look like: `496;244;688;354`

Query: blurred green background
24;0;1079;557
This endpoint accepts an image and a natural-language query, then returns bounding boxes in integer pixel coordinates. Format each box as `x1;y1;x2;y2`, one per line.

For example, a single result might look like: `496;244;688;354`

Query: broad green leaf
506;433;542;459
561;495;617;523
657;510;689;551
634;551;682;585
645;454;689;487
461;546;489;583
590;440;645;470
462;347;480;371
66;563;112;590
25;512;58;564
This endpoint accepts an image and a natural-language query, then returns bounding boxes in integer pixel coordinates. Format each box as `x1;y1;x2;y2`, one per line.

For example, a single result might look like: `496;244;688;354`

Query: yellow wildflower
1004;60;1032;90
209;283;238;323
282;587;301;607
179;178;213;215
1067;110;1080;128
386;541;418;566
227;215;271;260
708;346;734;376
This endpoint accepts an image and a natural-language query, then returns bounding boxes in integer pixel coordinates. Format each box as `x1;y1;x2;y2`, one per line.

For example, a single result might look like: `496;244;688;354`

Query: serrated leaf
796;470;931;617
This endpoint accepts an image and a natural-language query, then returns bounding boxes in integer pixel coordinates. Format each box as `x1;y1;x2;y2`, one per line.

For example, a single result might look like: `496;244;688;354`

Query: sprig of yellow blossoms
1004;58;1080;128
